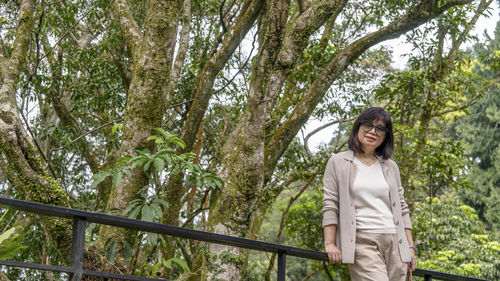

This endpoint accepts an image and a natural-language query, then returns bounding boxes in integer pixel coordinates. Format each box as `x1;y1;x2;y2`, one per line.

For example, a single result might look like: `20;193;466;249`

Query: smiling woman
322;107;415;281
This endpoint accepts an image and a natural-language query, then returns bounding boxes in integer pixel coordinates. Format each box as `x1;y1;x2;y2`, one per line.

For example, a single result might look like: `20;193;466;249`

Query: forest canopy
0;0;499;280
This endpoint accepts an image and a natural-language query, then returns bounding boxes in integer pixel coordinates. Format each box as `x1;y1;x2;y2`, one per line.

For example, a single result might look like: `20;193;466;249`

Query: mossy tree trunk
0;0;72;259
96;0;182;265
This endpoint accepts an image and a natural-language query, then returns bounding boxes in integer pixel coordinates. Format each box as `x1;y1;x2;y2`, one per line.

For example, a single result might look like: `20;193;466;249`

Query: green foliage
458;21;500;239
375;56;484;198
91;128;223;204
0;223;25;259
91;128;222;276
284;193;323;250
413;192;500;280
134;256;190;278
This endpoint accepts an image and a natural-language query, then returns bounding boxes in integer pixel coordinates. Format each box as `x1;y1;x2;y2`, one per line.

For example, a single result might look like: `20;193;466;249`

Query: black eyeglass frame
359;120;388;136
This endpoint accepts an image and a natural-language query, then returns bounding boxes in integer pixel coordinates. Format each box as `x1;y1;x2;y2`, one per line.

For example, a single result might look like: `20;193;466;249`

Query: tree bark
0;0;72;259
98;0;181;263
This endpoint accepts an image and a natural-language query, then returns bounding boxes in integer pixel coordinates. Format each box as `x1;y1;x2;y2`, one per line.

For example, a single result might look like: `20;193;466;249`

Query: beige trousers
347;231;408;281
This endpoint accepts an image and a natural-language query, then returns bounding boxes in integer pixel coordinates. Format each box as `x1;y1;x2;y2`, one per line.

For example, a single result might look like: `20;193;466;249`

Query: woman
322;107;416;281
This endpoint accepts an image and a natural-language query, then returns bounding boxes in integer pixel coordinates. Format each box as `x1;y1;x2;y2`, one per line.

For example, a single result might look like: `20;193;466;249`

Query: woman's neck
355;150;376;160
354;151;378;166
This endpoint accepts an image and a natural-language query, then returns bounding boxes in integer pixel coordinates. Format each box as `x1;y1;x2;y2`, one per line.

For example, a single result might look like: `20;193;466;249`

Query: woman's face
357;119;386;153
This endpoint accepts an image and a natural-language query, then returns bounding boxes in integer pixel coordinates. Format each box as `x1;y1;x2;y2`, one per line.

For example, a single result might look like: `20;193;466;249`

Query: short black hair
347;107;394;159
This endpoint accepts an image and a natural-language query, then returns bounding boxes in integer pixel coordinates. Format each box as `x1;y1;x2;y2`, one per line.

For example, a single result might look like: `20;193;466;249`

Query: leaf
123;168;131;178
128;205;142;219
122;202;140;216
0;226;25;259
141;205;153;222
111;123;123;135
0;227;17;246
144;159;153;172
90;171;111;189
169;257;190;273
153;157;165;172
151;202;162;217
106;241;117;263
147;135;164;144
135;147;152;155
155;199;169;209
0;240;25;259
158;154;173;166
116;155;133;165
112;172;123;187
163;258;173;269
153;128;172;140
170;136;186;149
123;240;133;260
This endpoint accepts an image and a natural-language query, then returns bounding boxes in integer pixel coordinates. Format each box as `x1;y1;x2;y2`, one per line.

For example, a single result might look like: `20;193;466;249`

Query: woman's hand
408;248;416;272
325;244;342;264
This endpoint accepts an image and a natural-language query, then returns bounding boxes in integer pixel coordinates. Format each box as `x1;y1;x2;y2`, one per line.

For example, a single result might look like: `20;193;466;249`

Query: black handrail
0;198;489;281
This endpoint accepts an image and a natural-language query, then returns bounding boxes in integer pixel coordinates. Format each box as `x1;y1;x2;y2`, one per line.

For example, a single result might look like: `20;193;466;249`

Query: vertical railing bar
69;216;86;281
424;274;432;281
277;251;286;281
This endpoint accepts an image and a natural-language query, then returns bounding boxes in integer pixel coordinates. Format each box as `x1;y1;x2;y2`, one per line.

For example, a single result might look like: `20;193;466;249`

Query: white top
352;157;396;234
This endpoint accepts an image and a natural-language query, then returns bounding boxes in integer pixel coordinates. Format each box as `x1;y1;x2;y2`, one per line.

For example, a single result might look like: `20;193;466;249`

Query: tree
0;0;492;280
458;19;500;239
413;192;500;280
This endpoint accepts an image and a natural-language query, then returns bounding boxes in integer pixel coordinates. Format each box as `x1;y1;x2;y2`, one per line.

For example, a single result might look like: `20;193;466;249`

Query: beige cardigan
322;150;412;264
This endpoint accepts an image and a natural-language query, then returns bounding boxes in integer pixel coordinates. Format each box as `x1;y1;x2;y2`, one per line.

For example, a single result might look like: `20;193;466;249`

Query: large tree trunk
0;0;73;259
97;0;181;265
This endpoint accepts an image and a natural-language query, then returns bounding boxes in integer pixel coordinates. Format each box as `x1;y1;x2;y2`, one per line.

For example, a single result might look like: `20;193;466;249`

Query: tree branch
165;0;191;106
276;0;347;71
445;0;493;66
264;0;473;175
110;0;143;62
48;119;122;156
40;3;97;61
303;117;353;156
181;0;264;152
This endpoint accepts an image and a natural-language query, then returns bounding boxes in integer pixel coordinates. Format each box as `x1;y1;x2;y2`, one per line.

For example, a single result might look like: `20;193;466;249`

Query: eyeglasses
360;120;387;136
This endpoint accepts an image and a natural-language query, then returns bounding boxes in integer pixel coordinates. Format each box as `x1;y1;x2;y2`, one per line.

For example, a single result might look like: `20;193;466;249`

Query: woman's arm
406;228;416;272
324;224;342;264
322;155;340;226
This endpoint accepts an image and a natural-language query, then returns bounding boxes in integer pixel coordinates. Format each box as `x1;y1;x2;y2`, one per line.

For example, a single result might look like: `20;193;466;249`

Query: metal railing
0;197;489;281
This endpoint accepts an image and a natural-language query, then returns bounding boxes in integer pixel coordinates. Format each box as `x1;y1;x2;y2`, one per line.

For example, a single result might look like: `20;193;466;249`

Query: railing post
277;251;286;281
69;217;86;281
425;274;432;281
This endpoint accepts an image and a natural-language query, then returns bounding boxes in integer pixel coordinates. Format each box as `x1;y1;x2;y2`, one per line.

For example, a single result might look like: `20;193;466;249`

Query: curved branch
40;3;97;61
110;0;143;61
276;0;347;70
165;0;192;106
48;119;122;155
303;117;353;156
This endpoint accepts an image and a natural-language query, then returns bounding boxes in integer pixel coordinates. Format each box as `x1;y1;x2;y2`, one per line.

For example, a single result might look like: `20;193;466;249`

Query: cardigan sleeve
322;155;339;227
393;162;412;229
